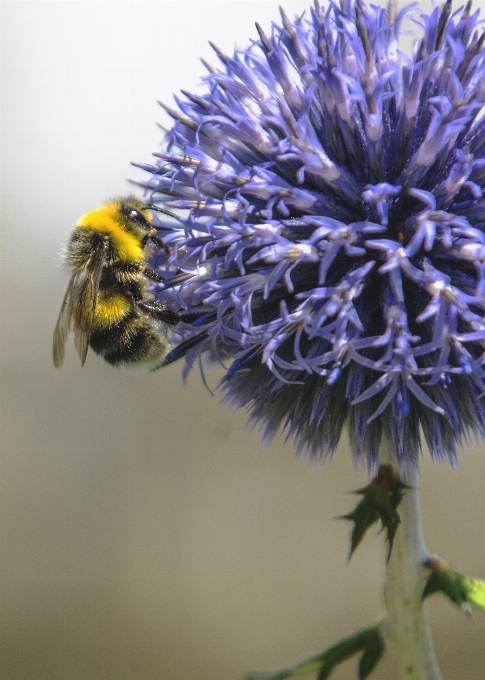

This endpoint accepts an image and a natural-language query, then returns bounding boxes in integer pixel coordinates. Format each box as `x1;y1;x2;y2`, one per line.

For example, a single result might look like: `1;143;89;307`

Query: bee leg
149;232;172;255
112;261;165;283
138;301;181;326
140;299;211;326
142;265;193;286
142;266;165;282
112;261;142;276
110;258;183;286
139;230;171;254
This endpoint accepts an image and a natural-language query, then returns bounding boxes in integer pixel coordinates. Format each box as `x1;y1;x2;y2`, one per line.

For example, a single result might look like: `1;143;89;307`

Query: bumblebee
53;196;181;370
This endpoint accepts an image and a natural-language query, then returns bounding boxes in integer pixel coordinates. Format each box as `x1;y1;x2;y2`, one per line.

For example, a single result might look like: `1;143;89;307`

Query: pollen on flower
134;0;485;469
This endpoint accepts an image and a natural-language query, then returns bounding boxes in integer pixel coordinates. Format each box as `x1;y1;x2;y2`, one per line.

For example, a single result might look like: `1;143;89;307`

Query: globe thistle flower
135;0;485;470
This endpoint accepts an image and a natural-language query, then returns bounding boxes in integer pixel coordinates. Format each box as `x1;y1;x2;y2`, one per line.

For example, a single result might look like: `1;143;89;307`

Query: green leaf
423;557;485;612
246;621;385;680
358;627;385;679
341;465;408;560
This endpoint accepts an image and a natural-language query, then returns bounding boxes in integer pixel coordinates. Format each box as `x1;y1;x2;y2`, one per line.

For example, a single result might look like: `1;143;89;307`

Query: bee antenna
147;204;178;219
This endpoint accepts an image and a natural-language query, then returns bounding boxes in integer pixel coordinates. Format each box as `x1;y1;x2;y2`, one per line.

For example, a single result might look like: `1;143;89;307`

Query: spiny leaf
358;627;385;679
246;621;385;680
341;465;409;560
423;556;485;612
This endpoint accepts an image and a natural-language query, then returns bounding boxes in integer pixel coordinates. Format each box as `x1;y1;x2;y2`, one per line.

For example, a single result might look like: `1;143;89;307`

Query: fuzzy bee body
53;196;179;370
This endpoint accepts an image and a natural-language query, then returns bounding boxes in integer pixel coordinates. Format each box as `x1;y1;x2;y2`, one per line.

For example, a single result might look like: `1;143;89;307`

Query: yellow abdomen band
94;294;132;328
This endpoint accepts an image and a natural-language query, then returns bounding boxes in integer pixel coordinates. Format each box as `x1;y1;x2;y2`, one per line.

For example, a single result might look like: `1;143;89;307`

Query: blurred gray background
1;2;484;679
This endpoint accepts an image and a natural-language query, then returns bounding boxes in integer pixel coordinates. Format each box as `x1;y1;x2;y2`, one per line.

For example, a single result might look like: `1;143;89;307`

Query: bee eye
122;204;148;227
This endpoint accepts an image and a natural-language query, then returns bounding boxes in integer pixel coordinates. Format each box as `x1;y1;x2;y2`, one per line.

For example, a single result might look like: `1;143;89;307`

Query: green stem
383;461;442;680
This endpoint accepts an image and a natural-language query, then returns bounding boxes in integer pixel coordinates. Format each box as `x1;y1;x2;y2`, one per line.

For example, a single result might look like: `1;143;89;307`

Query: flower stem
383;462;442;680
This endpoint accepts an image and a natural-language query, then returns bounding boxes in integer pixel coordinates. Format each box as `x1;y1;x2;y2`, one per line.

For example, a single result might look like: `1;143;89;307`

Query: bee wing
52;275;77;368
72;239;108;366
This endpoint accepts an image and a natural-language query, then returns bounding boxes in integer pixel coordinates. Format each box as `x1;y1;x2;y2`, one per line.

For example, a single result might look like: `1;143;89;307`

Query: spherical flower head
135;0;485;470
